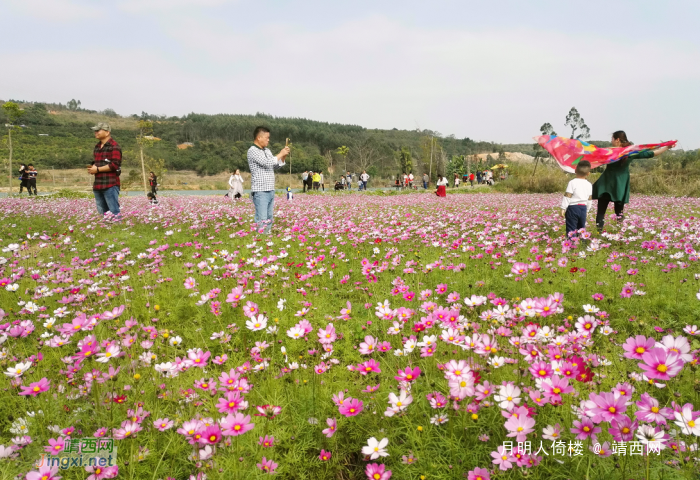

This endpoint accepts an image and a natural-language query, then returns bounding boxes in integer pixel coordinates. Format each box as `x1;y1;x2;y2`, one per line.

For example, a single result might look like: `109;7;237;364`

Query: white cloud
117;0;236;14
4;0;99;21
1;15;698;147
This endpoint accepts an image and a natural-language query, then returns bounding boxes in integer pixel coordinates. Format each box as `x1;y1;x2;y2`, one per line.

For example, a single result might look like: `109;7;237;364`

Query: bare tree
350;135;383;172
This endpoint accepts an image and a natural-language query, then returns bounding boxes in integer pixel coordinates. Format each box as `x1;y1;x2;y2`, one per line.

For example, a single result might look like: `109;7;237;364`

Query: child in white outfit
560;160;592;237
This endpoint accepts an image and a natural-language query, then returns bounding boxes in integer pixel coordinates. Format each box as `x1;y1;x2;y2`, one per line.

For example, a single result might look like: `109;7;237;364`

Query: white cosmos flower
5;362;32;378
286;326;304;339
5;284;19;292
361;437;389;460
169;336;183;347
246;315;267;332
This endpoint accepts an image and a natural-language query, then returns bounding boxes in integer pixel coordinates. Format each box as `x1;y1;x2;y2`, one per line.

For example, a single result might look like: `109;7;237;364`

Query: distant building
177;142;194;150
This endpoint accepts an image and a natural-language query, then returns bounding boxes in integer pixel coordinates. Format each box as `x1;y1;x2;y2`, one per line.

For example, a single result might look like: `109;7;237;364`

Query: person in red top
469;172;475;187
87;123;122;217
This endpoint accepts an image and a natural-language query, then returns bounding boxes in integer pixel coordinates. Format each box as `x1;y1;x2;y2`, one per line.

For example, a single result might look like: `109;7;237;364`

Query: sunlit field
1;192;699;480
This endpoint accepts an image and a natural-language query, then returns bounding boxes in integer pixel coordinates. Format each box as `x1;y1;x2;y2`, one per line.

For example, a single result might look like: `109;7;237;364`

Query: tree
350;135;383;173
532;123;557;176
565;107;590;140
2;102;25;191
540;123;557;136
446;155;465;180
137;120;160;194
335;145;349;172
396;147;412;174
67;99;81;111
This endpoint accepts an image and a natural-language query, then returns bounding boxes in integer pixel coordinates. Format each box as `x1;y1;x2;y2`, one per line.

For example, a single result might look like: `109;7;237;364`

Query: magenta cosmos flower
622;335;656;360
571;417;601;441
220;413;254;436
19;377;50;397
365;463;392;480
394;366;421;382
467;467;490;480
322;418;337;437
339;398;364;417
638;347;684;381
256;456;278;474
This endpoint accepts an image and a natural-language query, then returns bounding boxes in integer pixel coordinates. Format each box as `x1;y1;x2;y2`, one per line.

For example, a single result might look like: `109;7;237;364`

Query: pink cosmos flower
319;449;332;461
216;391;246;414
365;463;392;480
635;393;673;425
220;413;254;436
570;417;600;441
608;416;637;442
322;418;337;437
588;391;629;424
394;366;421;383
638;347;684;381
153;418;174;431
26;466;62;480
44;437;65;455
528;361;552;380
540;375;573;404
201;425;222;445
358;359;381;375
490;446;514;471
590;441;612;458
504;414;535;442
338;398;364;417
256;456;278;474
19;377;50;397
359;336;378;355
467;467;490;480
622;335;656;360
258;435;275;448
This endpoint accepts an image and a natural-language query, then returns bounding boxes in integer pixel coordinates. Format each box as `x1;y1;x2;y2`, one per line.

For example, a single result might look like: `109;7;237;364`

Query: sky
1;0;699;148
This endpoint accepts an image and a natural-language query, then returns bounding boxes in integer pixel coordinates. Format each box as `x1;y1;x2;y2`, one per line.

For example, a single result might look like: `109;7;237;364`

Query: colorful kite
533;135;677;173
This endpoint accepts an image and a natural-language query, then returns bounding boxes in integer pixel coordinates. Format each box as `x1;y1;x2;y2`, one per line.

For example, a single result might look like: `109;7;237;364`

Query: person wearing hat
87;122;122;217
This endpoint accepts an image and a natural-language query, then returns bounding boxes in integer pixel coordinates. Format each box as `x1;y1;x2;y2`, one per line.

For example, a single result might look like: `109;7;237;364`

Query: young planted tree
532;122;558;176
565;107;590;140
2;102;25;191
396;147;413;175
336;146;349;173
137;120;161;194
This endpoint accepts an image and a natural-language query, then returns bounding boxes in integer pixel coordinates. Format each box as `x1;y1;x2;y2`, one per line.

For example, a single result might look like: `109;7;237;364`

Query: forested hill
0;99;550;177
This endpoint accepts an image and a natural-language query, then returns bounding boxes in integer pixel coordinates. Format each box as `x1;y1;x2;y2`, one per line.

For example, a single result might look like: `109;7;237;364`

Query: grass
0;193;699;480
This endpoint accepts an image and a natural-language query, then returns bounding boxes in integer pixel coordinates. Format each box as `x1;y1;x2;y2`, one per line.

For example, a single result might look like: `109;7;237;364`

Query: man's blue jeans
94;186;120;216
251;190;275;234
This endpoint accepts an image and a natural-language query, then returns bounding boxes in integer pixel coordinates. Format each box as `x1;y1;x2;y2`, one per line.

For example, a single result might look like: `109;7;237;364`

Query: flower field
1;192;700;480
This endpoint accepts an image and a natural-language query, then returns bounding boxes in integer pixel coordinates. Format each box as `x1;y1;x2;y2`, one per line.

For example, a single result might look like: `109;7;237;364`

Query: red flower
374;238;382;244
569;267;579;273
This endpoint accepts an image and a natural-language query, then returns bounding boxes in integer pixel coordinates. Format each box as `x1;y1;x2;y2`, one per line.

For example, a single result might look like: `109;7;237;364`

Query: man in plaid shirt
87;123;122;217
247;126;290;234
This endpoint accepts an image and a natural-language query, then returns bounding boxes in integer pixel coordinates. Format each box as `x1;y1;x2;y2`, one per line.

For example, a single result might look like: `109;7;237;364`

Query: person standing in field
560;160;592;237
87;122;122;217
27;165;38;195
346;171;353;190
312;171;321;190
454;174;460;188
408;172;414;189
592;130;672;230
149;171;158;195
18;164;29;195
247;126;290;234
302;171;309;192
319;171;325;191
228;169;244;200
469;172;475;187
360;170;369;190
436;176;448;197
423;173;429;189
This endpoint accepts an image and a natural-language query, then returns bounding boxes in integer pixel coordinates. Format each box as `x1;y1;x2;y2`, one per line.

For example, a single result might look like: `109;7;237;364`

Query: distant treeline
2;100;696;179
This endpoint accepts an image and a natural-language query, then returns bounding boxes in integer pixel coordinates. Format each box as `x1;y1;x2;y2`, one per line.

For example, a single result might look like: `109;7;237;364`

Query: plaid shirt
92;138;122;190
247;145;285;192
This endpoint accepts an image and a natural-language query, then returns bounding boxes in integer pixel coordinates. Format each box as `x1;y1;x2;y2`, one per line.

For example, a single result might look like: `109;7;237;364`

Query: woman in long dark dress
592;131;673;230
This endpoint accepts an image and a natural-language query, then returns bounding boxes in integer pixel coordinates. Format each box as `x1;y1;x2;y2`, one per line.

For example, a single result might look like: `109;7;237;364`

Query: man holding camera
87;122;122;218
248;126;290;234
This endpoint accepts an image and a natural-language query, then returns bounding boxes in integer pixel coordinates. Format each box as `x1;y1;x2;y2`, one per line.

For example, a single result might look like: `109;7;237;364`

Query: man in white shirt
560;160;592;237
408;172;414;189
346;171;352;190
302;171;309;192
247;126;290;234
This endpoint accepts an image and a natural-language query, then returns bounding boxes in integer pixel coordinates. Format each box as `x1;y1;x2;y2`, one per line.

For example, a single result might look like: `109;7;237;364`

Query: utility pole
428;136;434;182
7;128;12;192
52;166;56;190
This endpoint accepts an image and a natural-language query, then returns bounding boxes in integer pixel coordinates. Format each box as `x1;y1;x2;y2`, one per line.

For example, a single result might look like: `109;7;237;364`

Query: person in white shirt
247;126;290;234
560;160;592;237
454;174;460;188
408;172;414;189
360;171;369;190
228;169;244;200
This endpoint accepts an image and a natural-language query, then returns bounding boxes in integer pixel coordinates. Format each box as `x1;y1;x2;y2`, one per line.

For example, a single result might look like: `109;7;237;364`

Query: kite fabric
533;135;677;173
